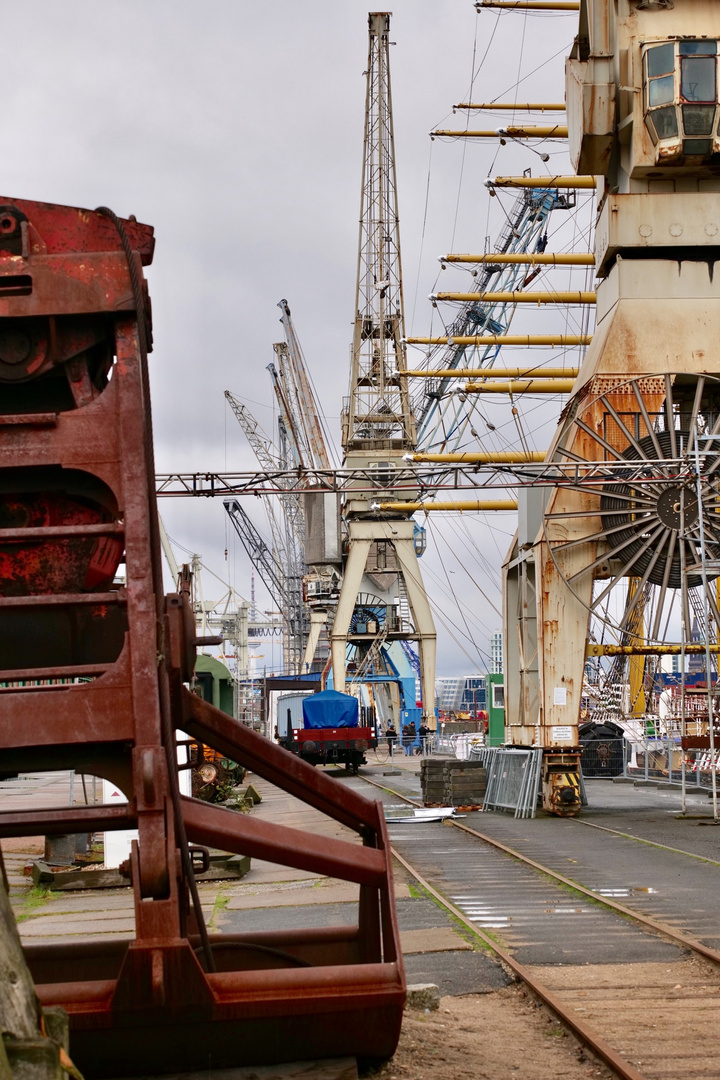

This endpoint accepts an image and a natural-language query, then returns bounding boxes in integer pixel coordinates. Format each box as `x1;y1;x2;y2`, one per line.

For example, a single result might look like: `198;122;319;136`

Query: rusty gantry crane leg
504;0;720;814
0;198;404;1076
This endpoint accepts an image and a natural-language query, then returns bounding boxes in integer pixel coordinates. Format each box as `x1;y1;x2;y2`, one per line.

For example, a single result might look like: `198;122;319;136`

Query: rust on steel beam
181;689;385;835
0;194;405;1073
0;805;137;838
181;797;387;887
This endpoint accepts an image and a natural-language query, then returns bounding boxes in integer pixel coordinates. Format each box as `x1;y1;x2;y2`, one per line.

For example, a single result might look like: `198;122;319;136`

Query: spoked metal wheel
543;373;720;722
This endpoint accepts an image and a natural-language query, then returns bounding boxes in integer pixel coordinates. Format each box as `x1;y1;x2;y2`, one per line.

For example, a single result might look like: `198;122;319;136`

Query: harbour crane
329;11;436;727
159;518;283;720
224;497;304;671
225;301;337;673
267;301;341;671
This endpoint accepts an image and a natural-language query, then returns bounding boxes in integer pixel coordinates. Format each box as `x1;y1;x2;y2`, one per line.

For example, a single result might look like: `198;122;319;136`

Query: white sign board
551;726;573;741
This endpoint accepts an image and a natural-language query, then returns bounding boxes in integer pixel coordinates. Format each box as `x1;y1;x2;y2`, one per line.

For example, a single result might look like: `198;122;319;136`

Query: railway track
355;770;720;1080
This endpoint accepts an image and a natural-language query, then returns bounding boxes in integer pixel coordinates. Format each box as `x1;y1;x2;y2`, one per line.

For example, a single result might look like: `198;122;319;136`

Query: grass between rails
16;886;54;922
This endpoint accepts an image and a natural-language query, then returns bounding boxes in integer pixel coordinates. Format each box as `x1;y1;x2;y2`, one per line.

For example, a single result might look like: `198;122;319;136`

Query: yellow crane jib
440;253;594;266
372;499;519;513
488;176;596;189
402;367;579;379
432;126;569;139
405;334;593;346
475;1;580;10
406;450;546;464
431;290;596;304
453;103;566;112
463;379;576;394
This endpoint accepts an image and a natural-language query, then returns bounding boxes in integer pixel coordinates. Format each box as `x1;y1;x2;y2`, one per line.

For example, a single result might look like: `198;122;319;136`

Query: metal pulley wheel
198;764;218;784
543;373;720;647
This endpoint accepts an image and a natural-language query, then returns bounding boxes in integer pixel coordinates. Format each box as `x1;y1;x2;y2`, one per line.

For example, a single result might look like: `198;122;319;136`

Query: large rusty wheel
543;373;720;718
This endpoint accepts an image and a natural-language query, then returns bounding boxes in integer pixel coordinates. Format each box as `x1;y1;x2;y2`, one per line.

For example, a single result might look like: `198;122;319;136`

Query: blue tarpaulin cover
302;689;359;729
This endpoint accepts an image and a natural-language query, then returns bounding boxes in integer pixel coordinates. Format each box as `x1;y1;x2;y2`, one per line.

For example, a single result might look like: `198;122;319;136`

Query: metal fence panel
482;747;543;819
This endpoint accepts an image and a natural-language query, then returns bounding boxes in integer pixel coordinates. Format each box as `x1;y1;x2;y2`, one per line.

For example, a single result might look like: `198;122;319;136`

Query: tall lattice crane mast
331;12;436;725
342;12;415;451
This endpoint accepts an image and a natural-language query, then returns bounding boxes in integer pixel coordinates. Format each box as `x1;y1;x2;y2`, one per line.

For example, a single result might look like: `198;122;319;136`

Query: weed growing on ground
208;889;229;932
16;886;52;922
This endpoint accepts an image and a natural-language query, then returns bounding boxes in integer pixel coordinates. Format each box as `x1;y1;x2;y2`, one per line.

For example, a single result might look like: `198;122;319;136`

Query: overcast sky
5;2;590;676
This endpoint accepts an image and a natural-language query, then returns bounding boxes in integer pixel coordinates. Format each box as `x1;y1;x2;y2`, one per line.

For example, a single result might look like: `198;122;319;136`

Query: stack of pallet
421;759;487;807
420;758;446;805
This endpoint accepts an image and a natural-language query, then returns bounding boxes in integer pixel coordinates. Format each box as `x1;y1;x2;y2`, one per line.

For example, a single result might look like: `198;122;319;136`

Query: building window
644;39;718;158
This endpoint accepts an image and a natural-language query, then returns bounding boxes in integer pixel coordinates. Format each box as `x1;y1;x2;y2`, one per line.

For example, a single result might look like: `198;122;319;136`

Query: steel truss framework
344;13;415;451
414;183;577;455
155;461;708;498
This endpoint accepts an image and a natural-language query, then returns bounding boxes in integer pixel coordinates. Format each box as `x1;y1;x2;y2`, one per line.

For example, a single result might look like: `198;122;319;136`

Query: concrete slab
217;896;481;938
224;879;411;910
17;907;213;938
238;861;325;884
217;903;357;934
225;882;357;909
13;893;136;915
400;927;473;954
19;916;136;937
22;934;135;948
403;949;511;996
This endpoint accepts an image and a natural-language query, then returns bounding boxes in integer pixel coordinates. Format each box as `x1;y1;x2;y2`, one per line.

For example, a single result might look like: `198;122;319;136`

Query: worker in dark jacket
386;722;397;748
418;722;431;754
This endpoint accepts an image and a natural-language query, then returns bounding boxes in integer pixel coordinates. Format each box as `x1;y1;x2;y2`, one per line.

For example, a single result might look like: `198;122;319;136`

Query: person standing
418;721;430;754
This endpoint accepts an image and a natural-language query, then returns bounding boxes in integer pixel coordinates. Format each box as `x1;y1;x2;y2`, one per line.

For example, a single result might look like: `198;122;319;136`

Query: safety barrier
476;747;543;818
580;737;720;792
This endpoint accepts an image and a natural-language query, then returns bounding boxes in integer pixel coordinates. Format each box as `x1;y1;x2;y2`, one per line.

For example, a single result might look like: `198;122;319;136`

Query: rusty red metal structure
0;198;405;1076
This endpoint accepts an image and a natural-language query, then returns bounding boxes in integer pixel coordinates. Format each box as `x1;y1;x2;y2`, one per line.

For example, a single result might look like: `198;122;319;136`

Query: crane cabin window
643;40;719;157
